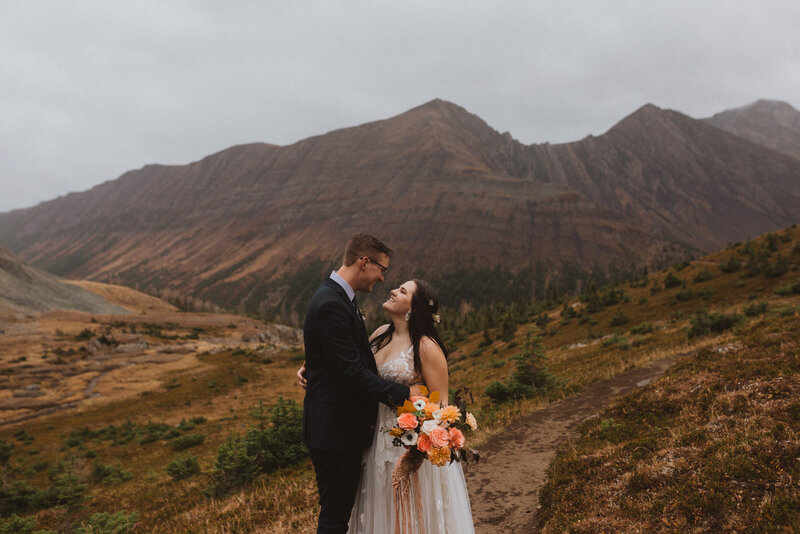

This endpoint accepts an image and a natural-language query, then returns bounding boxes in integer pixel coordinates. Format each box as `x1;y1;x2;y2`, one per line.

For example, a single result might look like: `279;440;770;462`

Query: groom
302;233;415;534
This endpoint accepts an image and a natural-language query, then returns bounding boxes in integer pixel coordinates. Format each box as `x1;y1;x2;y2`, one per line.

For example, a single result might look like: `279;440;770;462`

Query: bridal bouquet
387;386;479;467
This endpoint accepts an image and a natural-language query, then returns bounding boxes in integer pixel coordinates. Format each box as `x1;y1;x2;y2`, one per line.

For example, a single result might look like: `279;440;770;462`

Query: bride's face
383;281;416;316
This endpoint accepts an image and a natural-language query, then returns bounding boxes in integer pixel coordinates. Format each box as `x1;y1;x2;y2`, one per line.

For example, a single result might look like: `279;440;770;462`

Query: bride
348;279;475;533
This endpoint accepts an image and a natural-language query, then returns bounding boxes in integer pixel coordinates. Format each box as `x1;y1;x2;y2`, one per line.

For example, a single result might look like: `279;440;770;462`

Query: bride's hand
296;363;307;389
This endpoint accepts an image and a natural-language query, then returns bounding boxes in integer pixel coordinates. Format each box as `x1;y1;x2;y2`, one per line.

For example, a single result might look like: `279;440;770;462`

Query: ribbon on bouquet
391;449;426;534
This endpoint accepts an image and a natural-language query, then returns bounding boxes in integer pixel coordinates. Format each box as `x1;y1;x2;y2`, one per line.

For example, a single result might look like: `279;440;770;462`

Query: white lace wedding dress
348;346;475;533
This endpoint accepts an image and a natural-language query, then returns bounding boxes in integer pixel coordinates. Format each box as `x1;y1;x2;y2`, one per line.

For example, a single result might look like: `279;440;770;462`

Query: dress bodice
377;345;416;386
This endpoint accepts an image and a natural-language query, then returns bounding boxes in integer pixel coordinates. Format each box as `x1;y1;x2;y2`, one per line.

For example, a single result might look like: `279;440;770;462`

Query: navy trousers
309;447;364;534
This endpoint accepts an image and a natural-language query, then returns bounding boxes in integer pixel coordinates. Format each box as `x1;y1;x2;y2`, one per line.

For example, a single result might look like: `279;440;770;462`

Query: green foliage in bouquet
208;398;308;496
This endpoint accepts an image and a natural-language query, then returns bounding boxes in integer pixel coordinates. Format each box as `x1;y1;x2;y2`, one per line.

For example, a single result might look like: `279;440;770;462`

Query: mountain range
1;98;800;319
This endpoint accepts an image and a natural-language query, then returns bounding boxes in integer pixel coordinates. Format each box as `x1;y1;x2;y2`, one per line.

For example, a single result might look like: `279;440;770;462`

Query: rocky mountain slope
0;248;128;317
704;99;800;160
1;99;799;318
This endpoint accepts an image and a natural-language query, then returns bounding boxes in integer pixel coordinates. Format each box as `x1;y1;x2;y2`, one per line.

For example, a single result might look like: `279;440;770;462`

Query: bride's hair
371;279;449;373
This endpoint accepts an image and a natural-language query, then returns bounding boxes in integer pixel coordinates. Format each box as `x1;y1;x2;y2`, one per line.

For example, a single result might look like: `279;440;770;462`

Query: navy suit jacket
302;278;410;451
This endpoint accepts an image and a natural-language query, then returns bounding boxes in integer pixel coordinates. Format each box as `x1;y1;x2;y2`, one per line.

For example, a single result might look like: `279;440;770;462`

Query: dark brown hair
343;233;393;266
371;279;448;374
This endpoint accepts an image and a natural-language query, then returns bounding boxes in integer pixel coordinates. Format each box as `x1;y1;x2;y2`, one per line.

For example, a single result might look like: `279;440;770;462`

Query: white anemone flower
421;420;439;435
413;399;427;411
401;431;418;446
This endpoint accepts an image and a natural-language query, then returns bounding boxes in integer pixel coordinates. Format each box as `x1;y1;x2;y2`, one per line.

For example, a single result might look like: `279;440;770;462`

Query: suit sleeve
316;300;410;406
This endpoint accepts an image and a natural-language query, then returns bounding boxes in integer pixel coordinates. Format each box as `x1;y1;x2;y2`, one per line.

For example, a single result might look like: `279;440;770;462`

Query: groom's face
361;252;389;292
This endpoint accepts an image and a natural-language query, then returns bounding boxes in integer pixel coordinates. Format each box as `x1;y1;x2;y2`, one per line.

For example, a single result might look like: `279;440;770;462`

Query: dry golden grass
67;281;178;314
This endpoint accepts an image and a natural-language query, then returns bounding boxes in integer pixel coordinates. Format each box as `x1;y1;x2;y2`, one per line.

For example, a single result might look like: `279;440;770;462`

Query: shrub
486;327;558;404
74;329;95;341
719;257;741;273
602;288;627;307
630;322;655;335
479;327;493;348
509;327;559;392
74;511;138;534
693;270;713;283
688;310;745;339
171;434;205;451
485;380;511;403
774;279;800;296
90;463;133;485
763;256;789;278
208;398;308;496
609;309;629;326
673;259;691;271
0;515;36;534
663;273;682;289
165;455;200;480
743;260;767;278
743;301;768;317
698;288;715;300
675;290;694;302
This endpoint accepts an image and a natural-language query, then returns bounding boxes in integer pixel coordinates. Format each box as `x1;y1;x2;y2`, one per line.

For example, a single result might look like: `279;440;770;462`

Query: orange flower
430;426;450;448
389;427;405;437
416;432;432;452
427;446;451;466
397;412;418;430
437;405;461;424
409;395;429;404
423;403;438;420
448;427;465;449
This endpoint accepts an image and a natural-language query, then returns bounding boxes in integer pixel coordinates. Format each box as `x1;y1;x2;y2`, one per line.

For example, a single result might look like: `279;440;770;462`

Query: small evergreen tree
510;326;558;392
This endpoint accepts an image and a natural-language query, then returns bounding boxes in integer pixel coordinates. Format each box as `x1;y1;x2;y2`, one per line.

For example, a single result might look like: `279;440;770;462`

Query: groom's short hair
343;233;393;266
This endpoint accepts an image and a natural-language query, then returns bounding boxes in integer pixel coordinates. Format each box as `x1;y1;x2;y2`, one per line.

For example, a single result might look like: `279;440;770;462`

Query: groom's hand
296;363;307;389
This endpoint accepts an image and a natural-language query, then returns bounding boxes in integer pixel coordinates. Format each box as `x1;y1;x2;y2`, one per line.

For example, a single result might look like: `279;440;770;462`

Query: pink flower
430;426;450;448
397;412;418;430
448;427;465;449
416;433;432;452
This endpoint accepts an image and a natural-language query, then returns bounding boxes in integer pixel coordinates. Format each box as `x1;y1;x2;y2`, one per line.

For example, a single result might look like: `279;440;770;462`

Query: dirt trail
465;355;680;533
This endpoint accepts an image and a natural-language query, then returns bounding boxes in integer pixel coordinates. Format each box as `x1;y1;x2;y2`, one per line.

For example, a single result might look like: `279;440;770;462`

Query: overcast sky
1;1;798;213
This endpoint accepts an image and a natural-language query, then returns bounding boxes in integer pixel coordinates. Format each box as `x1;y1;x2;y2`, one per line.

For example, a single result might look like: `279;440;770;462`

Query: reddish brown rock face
1;99;799;312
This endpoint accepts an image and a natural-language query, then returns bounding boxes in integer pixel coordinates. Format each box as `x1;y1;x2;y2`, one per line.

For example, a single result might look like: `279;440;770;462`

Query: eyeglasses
362;256;388;274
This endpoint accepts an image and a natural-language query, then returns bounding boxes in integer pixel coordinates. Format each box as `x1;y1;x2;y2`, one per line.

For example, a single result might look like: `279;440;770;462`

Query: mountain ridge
703;98;800;160
1;99;799;320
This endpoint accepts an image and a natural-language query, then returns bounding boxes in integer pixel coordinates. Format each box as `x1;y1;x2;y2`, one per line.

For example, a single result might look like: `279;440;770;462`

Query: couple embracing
300;233;475;533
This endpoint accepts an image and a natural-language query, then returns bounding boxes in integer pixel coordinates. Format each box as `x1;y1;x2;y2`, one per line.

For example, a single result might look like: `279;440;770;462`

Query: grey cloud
1;0;798;212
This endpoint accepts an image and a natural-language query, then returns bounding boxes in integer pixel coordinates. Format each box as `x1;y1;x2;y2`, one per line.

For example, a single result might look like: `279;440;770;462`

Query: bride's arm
418;336;449;405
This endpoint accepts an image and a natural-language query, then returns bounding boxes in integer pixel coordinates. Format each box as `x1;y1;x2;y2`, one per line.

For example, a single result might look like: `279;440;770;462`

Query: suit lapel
322;279;375;371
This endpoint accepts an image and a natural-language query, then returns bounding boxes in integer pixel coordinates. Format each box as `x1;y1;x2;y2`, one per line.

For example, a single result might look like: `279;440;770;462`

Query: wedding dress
348;345;475;533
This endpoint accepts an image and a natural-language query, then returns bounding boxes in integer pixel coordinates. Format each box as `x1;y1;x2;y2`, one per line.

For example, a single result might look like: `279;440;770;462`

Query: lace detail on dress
377;345;416;385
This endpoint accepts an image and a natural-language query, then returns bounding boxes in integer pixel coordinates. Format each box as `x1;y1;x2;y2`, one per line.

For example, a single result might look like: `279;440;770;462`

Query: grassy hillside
536;315;800;532
1;225;798;532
